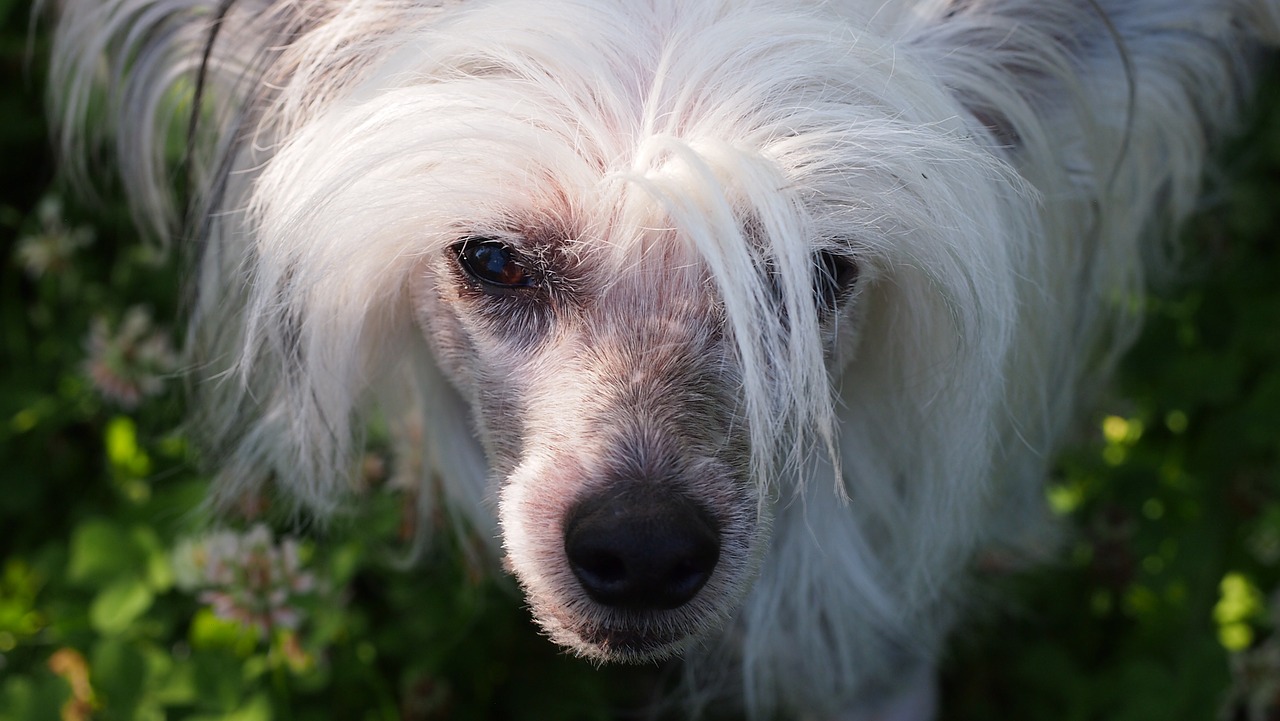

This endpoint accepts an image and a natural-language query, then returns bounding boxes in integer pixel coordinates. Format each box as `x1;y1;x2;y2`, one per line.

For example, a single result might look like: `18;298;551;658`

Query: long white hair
51;0;1280;716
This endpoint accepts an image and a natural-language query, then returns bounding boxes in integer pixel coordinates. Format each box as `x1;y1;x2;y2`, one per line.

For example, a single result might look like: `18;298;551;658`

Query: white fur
51;0;1280;718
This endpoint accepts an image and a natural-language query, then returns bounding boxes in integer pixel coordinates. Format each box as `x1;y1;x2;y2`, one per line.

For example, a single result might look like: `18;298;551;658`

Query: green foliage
2;4;1279;720
945;71;1280;721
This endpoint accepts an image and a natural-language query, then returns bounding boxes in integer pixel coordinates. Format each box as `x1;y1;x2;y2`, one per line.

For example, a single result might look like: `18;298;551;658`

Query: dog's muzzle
564;485;721;611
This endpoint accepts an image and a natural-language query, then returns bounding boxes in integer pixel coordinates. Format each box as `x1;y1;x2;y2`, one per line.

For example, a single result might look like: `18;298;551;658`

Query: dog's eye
814;250;859;312
456;238;536;290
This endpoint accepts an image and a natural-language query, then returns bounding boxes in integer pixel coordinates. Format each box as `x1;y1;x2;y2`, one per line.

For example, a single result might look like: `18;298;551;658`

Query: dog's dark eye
456;238;536;290
814;250;859;312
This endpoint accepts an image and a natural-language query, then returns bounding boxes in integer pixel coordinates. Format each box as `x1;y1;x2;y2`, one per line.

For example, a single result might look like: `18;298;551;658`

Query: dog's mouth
530;584;738;663
563;614;690;661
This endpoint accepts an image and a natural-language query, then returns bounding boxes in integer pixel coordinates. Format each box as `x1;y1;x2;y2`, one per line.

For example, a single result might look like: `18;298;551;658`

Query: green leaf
186;693;272;721
91;638;147;716
191;648;252;714
105;416;151;479
131;526;174;592
0;674;68;721
151;658;197;706
189;608;259;655
90;577;154;636
66;519;144;589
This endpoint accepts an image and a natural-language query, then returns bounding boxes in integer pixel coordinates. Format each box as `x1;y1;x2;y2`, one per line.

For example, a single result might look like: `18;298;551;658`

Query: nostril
564;487;721;611
572;548;628;593
667;557;711;598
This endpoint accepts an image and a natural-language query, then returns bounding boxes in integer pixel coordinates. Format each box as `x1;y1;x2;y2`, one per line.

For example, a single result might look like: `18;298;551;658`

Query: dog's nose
564;487;721;611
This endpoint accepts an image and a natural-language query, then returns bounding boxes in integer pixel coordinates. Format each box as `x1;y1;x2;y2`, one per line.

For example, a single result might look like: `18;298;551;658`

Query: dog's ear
903;0;1118;154
49;0;282;237
49;0;424;239
908;0;1278;158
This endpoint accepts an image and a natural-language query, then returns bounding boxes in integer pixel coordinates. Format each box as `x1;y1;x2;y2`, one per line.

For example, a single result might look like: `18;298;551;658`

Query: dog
50;0;1280;718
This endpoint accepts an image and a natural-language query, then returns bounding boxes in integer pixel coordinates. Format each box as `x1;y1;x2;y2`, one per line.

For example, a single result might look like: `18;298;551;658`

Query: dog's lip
546;604;694;661
575;621;688;661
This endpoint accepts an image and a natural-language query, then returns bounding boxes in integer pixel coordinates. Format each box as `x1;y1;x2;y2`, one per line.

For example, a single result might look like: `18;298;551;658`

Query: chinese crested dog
52;0;1280;718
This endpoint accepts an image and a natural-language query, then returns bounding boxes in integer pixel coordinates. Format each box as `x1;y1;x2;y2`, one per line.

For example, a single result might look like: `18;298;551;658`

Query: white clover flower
171;524;318;639
83;306;177;408
14;196;94;278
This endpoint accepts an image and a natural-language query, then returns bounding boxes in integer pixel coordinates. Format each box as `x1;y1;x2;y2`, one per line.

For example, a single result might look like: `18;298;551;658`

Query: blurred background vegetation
2;1;1279;719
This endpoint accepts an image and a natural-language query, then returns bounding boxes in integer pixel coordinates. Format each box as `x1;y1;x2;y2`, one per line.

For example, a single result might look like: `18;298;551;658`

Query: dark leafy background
2;2;1278;719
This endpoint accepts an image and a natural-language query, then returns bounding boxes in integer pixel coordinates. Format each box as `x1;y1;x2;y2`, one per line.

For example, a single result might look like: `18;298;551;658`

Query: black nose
564;487;721;611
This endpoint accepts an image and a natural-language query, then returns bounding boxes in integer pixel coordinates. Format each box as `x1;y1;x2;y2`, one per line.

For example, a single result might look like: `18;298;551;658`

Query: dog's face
409;214;860;660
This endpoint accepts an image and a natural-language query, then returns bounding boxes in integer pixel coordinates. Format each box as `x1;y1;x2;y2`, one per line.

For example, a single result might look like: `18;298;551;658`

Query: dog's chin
536;604;713;664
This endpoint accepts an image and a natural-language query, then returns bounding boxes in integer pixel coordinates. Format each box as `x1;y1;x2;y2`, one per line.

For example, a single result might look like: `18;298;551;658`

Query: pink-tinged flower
14;196;94;278
172;524;319;640
83;306;177;408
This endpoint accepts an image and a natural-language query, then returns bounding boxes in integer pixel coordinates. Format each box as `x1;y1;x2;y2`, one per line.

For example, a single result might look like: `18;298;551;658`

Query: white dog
52;0;1280;718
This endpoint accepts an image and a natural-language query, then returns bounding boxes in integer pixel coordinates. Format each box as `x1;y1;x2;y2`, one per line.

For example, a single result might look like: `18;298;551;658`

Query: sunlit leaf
105;416;151;478
89;578;154;635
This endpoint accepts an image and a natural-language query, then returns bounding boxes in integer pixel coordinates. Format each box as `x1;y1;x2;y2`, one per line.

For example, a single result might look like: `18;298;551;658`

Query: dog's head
57;0;1029;665
228;0;1021;662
